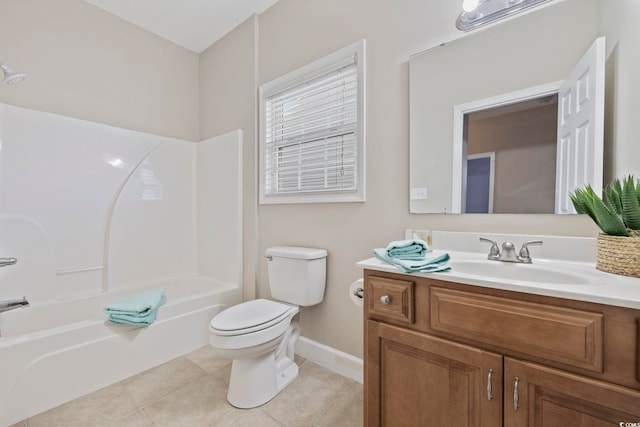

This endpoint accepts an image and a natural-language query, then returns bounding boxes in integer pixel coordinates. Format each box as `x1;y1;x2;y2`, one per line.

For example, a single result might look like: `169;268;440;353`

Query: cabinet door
504;358;640;426
366;320;503;427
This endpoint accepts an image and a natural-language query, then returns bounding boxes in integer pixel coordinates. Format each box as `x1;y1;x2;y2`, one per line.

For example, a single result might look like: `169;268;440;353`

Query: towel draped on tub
103;288;167;326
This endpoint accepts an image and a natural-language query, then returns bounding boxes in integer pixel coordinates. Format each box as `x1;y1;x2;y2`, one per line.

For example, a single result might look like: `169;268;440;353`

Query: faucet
480;238;543;263
0;297;30;313
0;257;17;267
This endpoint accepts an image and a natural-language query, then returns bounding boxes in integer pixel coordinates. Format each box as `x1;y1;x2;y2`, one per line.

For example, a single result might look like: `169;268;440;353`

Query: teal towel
103;288;166;326
374;248;450;273
107;309;161;326
385;239;428;260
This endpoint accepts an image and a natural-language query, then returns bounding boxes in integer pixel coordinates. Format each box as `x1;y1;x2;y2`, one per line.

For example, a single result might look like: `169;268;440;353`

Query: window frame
259;39;366;204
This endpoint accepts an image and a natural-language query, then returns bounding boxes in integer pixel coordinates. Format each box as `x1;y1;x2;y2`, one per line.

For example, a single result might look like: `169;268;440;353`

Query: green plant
570;175;640;237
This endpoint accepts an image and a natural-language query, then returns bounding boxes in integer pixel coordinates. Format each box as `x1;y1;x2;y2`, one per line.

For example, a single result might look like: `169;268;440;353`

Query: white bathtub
0;277;240;426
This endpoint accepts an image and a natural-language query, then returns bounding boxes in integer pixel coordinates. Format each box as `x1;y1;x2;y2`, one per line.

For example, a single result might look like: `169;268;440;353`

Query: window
259;40;365;204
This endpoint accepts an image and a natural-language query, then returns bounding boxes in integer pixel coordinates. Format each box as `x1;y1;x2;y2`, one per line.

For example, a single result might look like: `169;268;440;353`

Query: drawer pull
487;369;493;401
380;295;391;305
513;377;519;411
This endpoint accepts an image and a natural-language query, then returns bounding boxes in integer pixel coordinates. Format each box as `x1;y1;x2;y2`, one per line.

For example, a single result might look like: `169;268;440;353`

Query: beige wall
199;16;259;301
599;0;640;180
2;0;637;360
253;0;602;358
0;0;199;141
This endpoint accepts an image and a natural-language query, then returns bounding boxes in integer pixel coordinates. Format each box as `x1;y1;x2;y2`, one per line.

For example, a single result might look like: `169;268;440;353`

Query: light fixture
0;60;27;85
463;0;480;13
456;0;551;32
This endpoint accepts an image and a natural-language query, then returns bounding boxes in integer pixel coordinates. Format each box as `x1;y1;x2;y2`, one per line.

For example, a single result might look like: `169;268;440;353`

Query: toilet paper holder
349;279;364;307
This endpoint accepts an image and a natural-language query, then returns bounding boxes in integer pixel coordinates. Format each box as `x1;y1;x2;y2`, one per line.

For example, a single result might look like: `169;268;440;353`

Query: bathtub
0;277;240;426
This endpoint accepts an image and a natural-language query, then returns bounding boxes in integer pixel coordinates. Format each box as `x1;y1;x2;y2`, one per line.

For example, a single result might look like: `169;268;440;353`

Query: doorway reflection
463;94;558;213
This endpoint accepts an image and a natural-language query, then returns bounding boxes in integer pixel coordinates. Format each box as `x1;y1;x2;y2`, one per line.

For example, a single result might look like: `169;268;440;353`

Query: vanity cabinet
363;270;640;427
504;358;640;426
367;320;503;426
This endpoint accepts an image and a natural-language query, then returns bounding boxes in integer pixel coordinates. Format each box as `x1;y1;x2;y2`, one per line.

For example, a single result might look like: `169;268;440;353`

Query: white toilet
209;246;327;408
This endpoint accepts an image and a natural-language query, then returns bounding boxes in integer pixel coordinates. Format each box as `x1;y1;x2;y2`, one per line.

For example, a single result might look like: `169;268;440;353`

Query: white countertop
357;251;640;310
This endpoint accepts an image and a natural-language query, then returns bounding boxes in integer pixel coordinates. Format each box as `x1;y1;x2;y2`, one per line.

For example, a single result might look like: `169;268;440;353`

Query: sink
447;259;593;285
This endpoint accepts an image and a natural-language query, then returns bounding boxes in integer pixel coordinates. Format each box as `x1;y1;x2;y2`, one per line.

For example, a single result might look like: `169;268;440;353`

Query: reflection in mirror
451;36;605;215
451;25;606;214
462;95;558;214
409;0;609;214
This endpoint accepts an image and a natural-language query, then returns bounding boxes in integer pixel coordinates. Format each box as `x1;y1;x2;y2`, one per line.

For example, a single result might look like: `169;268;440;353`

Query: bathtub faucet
0;257;18;267
0;297;29;313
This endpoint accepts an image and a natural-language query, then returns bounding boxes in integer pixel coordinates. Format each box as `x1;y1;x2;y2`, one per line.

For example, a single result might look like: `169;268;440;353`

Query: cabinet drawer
367;276;414;324
430;287;604;372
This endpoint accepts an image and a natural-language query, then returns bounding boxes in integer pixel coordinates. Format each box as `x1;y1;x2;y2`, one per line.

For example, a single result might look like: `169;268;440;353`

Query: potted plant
570;175;640;277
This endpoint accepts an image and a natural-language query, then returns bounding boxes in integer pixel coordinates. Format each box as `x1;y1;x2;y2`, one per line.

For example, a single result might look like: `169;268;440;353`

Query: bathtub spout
0;297;29;313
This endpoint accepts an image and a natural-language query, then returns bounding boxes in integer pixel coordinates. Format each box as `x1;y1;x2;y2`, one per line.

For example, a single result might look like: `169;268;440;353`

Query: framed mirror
409;0;610;214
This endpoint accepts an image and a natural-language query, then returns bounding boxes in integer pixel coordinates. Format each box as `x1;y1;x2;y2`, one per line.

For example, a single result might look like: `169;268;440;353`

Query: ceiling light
462;0;480;13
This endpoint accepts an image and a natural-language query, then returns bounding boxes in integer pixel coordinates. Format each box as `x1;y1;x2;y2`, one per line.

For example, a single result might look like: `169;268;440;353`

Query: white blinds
263;58;359;196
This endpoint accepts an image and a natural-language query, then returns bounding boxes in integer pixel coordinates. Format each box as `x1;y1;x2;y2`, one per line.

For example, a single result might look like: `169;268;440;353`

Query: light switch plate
410;187;428;200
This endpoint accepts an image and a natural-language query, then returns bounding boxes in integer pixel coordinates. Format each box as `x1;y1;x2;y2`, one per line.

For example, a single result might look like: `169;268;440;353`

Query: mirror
409;0;612;214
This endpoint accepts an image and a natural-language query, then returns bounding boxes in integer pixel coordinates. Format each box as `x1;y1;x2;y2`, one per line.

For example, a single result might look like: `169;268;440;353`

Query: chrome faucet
480;238;543;263
0;297;29;313
0;257;17;267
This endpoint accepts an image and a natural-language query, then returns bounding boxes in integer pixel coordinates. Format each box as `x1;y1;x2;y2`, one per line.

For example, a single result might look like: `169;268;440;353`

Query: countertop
357;251;640;309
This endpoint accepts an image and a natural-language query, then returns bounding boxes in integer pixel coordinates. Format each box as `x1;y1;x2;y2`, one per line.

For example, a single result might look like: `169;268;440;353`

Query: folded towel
107;309;161;326
374;248;450;273
103;288;166;326
103;288;166;316
385;239;428;260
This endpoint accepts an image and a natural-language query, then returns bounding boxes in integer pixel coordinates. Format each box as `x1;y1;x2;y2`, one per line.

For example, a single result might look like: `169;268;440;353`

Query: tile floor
11;347;363;427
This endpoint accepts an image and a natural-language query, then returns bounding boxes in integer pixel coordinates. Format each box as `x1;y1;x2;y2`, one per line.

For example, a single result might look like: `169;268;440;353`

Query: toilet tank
265;247;327;306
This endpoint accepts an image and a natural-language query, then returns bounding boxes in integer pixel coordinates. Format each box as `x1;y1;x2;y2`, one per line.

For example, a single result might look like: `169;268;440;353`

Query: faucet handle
518;240;543;262
479;238;500;259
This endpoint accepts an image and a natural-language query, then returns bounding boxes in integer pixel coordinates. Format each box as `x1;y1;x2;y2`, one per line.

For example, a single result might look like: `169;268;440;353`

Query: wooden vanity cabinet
363;269;640;427
367;320;503;426
504;358;640;426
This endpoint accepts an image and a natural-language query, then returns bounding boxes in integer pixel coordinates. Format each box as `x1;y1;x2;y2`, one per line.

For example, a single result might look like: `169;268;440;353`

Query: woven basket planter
596;233;640;278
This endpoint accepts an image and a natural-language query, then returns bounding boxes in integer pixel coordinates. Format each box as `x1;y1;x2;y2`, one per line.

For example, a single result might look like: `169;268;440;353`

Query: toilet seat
210;299;294;336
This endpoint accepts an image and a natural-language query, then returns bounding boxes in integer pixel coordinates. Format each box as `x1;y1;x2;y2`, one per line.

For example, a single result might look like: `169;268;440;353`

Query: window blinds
263;58;358;197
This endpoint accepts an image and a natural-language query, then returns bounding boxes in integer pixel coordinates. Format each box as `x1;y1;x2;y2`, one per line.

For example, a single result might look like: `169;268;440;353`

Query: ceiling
84;0;280;53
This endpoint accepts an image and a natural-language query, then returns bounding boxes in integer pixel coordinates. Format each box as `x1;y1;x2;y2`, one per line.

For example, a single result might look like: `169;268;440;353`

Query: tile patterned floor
11;347;363;427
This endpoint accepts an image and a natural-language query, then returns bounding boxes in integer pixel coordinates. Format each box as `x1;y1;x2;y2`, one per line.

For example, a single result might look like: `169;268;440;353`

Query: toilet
209;246;327;408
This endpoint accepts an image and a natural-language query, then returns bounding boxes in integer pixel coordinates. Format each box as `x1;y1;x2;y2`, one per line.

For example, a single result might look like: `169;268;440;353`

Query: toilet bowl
209;298;301;408
209;246;327;408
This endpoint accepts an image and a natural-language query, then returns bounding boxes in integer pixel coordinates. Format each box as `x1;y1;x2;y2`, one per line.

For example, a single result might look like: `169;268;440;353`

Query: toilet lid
210;299;291;334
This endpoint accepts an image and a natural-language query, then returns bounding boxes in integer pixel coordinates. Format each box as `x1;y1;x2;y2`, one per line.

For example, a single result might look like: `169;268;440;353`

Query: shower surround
0;103;243;425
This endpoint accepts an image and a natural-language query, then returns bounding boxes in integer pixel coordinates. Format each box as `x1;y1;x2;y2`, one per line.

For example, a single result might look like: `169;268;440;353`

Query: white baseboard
295;336;363;384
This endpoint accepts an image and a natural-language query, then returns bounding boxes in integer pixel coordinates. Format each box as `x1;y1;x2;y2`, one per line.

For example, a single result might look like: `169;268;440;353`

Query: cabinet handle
513;377;519;411
380;295;391;305
487;369;493;401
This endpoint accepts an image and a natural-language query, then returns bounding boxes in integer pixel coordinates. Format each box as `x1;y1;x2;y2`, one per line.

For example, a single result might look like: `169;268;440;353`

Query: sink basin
447;259;592;285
